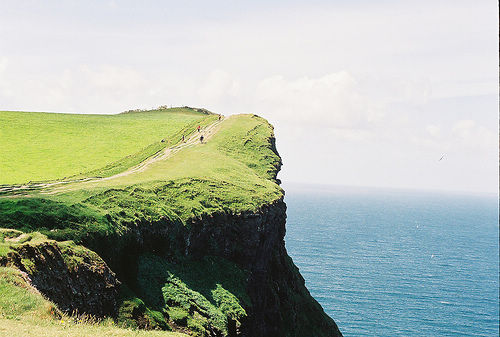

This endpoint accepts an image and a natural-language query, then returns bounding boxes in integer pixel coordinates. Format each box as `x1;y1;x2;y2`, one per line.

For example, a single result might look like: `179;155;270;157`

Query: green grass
0;110;284;335
0;267;56;318
69;113;282;188
0;319;187;337
0;229;49;258
0;114;283;243
0;267;185;336
135;254;248;337
0;265;187;337
53;114;283;220
0;107;212;184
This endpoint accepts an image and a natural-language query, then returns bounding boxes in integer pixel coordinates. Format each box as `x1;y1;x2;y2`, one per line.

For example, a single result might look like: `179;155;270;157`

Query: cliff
0;109;342;336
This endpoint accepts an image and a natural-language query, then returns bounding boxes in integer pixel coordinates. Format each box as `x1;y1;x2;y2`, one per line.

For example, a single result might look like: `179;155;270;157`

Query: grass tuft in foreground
0;267;187;337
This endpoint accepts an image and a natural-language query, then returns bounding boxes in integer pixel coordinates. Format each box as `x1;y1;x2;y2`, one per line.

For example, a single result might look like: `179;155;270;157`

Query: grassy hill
0;107;214;185
0;110;283;239
0;107;341;336
0;107;285;336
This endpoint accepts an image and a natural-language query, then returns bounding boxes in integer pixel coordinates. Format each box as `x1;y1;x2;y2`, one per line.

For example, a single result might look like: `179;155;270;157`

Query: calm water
284;185;499;336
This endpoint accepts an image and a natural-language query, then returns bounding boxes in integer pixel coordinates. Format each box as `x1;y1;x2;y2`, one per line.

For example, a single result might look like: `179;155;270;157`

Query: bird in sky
438;155;445;161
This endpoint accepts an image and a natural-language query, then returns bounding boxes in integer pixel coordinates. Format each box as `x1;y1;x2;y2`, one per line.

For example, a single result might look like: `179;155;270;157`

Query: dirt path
94;117;223;182
0;118;225;195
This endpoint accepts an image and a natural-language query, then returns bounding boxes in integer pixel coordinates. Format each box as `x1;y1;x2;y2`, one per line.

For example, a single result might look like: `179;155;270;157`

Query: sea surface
283;185;499;336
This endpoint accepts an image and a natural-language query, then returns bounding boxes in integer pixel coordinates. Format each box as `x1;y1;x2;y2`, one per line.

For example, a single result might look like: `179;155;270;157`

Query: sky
0;0;498;194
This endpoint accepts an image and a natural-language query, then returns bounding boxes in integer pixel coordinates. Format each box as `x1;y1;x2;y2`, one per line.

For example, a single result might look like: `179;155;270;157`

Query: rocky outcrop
85;197;342;336
182;198;343;337
4;240;120;317
0;137;341;335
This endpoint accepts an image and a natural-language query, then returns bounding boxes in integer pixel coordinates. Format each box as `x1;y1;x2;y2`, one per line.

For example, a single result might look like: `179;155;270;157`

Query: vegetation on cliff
0;107;341;336
0;110;283;243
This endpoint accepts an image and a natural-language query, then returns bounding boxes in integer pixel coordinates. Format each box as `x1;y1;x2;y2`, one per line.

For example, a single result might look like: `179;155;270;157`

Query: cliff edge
0;108;342;336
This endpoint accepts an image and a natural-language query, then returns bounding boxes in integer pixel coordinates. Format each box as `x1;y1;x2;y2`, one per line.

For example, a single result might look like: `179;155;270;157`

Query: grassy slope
0;114;283;241
0;267;187;337
0;111;284;336
0;319;186;337
58;113;283;219
0;108;212;184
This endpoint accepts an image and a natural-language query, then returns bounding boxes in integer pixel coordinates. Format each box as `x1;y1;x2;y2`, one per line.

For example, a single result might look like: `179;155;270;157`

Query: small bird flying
438;155;445;161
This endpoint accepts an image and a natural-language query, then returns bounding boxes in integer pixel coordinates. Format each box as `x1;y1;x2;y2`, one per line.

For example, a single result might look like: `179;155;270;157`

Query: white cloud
452;119;476;138
256;71;384;129
411;119;497;155
0;57;7;73
328;128;373;142
197;69;240;105
0;1;496;193
0;57;13;98
425;125;441;137
452;119;496;150
78;65;148;90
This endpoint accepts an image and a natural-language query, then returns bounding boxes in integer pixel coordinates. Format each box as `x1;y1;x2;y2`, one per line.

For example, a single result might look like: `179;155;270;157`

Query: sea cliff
0;108;342;336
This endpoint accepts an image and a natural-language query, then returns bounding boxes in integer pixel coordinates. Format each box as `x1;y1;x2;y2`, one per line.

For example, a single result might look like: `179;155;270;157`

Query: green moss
187;312;209;337
166;307;188;325
134;254;248;337
211;284;246;320
0;228;23;240
117;285;171;331
0;230;52;262
20;258;36;273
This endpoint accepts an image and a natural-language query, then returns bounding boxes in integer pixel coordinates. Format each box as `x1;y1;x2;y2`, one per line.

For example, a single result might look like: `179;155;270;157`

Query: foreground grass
0;111;284;336
0;317;187;337
0;107;212;184
0;267;186;337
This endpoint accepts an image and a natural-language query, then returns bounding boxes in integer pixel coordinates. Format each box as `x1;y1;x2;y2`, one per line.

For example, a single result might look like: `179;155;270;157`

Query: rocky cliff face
183;198;343;337
3;240;120;318
78;197;342;336
0;118;342;335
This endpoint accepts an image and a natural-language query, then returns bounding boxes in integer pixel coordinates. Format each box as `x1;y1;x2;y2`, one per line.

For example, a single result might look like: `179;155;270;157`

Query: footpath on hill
0;118;224;196
96;117;224;181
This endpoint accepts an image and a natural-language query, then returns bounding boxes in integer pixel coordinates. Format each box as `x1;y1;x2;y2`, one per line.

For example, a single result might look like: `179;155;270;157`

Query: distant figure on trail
182;135;185;142
200;135;204;143
197;125;200;132
218;114;221;121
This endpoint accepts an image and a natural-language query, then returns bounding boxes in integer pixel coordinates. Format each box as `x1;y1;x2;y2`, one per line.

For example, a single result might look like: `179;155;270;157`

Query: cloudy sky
1;0;498;194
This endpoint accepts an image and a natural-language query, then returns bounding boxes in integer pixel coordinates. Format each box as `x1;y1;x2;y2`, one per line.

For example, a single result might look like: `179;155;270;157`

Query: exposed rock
4;240;120;318
86;197;342;336
183;199;342;337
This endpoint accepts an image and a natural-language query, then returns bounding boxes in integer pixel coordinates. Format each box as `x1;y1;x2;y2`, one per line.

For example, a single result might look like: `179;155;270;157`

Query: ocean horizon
283;183;499;336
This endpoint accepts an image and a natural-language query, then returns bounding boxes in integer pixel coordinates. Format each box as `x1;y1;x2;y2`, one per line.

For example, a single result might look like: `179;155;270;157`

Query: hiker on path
218;114;221;121
182;135;185;142
197;125;200;132
200;135;204;143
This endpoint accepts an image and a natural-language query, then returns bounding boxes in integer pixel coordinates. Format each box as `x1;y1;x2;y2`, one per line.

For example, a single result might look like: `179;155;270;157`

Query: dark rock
6;241;120;318
87;197;342;336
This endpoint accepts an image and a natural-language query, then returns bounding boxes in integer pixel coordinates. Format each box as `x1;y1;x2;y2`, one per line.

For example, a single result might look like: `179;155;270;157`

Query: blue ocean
283;185;499;336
